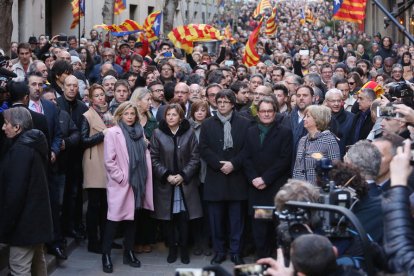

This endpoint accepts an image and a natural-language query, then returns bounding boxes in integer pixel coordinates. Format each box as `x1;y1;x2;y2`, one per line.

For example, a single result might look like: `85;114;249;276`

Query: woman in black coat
0;107;53;276
150;103;201;264
244;97;293;258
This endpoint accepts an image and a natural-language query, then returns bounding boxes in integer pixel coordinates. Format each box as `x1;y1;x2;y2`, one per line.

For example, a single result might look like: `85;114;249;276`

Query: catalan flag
224;24;237;44
333;0;367;24
305;8;316;24
253;0;272;18
167;24;224;54
70;0;84;29
243;19;263;67
114;0;126;15
94;19;143;36
143;11;162;42
265;7;277;36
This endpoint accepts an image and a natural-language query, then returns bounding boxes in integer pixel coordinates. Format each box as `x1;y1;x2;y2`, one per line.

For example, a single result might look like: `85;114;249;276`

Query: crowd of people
2;0;414;275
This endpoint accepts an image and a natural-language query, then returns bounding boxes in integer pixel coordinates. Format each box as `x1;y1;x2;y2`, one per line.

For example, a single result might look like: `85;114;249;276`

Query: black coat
348;109;374;146
382;186;414;274
244;118;293;213
56;109;80;173
0;129;53;246
200;112;252;201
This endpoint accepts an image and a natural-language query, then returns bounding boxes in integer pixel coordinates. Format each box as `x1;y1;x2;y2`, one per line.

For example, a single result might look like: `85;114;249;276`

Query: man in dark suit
200;89;252;265
57;75;88;241
348;88;375;146
27;72;67;259
244;97;292;258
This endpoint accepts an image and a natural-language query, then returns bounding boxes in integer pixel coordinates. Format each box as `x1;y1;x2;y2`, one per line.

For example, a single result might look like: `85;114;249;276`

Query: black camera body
388;81;413;98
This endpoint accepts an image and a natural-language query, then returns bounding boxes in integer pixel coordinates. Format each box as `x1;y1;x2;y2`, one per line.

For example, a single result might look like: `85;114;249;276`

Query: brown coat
150;119;202;220
82;108;107;189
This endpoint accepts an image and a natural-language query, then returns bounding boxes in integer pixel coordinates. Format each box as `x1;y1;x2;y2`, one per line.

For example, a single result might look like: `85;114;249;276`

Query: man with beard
148;80;165;119
236;65;248;81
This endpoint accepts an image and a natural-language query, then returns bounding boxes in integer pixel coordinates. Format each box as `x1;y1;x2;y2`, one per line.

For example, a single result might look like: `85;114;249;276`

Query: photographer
382;140;414;274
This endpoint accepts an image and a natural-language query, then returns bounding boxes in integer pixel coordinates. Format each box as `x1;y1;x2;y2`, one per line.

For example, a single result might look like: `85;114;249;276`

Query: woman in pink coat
102;101;153;273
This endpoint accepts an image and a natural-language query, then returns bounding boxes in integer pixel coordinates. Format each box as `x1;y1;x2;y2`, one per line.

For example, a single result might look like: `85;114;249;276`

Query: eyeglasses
216;100;231;105
348;81;355;85
258;109;275;114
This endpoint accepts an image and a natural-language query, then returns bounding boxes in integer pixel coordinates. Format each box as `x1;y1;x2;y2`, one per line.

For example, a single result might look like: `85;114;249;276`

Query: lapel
114;126;129;164
90;108;107;131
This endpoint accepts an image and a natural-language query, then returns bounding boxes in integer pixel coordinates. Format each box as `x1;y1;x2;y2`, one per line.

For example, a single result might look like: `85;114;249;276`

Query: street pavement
51;241;255;275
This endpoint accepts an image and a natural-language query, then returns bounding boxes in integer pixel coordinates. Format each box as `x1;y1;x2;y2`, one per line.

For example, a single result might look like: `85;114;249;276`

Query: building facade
12;0;218;43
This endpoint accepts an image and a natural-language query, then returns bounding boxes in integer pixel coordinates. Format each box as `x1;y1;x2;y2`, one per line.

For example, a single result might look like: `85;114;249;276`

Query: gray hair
102;75;117;84
3;107;33;132
28;60;44;75
305;73;322;87
372;55;383;63
325;88;343;99
287;73;304;85
346;140;381;180
250;73;265;82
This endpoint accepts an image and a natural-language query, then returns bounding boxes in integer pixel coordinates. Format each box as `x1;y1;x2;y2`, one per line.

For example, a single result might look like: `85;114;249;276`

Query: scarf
109;98;121;114
119;120;147;209
249;104;258;117
258;123;272;145
216;111;233;150
92;103;114;128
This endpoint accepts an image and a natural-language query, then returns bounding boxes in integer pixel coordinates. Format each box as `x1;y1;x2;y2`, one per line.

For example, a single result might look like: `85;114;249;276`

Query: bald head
58;50;71;62
253;85;272;105
174;82;190;104
63;75;79;101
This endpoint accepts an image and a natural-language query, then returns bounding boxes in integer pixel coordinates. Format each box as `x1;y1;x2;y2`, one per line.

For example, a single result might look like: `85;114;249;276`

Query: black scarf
119;120;147;209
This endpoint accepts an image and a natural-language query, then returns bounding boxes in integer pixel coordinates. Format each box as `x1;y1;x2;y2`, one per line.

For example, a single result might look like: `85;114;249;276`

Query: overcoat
104;125;153;221
199;112;252;201
150;119;202;220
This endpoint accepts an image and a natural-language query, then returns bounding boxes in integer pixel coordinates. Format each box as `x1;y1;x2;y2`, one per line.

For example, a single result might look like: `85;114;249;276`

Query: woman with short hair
151;103;202;264
293;105;341;185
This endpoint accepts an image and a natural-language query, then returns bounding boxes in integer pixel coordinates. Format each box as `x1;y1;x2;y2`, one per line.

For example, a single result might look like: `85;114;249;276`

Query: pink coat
104;126;154;222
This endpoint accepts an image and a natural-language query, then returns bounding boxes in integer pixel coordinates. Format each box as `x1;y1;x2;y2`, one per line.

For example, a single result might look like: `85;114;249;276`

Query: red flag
114;0;126;15
224;24;237;44
243;19;263;67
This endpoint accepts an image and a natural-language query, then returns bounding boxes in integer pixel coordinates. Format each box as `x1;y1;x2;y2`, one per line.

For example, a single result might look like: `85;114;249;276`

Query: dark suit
243;117;292;257
348;109;374;146
40;99;62;155
200;112;251;256
332;108;354;156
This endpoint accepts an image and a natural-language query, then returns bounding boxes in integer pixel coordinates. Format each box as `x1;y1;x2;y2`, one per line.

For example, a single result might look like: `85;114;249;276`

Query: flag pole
78;1;81;47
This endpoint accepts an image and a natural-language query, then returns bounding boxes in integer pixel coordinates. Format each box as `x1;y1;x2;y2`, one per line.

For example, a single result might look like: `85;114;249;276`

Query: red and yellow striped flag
70;0;84;29
114;0;126;15
265;7;277;36
333;0;367;24
224;24;237;44
94;19;143;35
253;0;272;18
243;19;263;67
167;24;224;54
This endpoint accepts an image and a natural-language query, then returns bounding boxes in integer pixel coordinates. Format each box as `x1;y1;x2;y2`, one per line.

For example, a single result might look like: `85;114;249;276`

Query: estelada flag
70;0;84;29
243;19;263;67
143;11;162;42
265;7;277;36
253;0;272;18
114;0;126;15
94;19;143;36
167;24;224;54
333;0;367;24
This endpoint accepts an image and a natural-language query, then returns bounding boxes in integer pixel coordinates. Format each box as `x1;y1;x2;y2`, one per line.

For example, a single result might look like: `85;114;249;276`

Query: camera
376;105;402;118
234;264;269;276
388;81;413;98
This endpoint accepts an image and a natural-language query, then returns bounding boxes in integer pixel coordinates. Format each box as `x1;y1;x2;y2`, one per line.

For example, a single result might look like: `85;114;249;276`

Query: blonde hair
113;101;141;124
130;87;152;117
304;105;332;131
